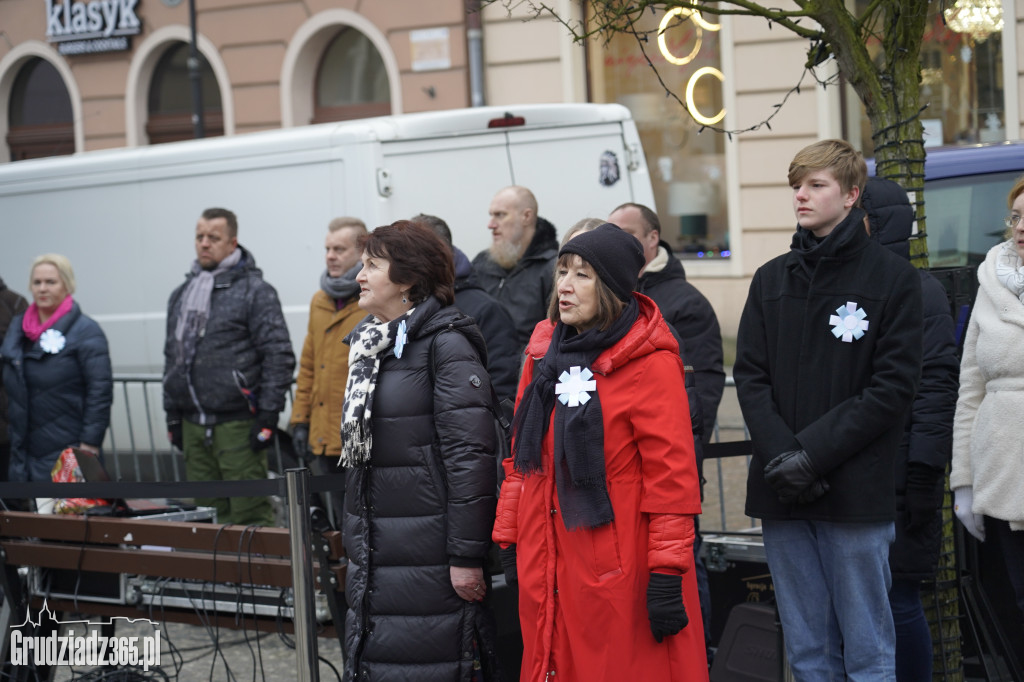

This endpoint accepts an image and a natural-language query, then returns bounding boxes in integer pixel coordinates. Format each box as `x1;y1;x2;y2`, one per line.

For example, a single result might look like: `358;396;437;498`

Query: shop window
6;58;74;161
586;6;729;260
146;42;223;144
853;0;1005;155
312;27;391;123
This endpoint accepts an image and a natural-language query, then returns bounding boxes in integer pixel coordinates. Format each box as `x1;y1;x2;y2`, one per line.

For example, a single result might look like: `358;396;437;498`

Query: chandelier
944;0;1004;41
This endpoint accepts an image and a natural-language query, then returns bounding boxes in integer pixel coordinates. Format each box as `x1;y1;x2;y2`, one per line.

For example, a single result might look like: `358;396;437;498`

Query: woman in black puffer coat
1;254;112;484
340;221;499;681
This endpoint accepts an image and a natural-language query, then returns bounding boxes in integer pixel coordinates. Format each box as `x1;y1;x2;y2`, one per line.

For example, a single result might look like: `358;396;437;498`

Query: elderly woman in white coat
951;174;1024;624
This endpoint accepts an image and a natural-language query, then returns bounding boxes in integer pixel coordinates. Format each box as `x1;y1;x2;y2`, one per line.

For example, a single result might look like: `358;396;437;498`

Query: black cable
148;577;185;678
205;523;237;682
233;524;262;682
244;526;267;682
178;579;233;676
72;510;92;613
317;654;343;682
273;588;294;649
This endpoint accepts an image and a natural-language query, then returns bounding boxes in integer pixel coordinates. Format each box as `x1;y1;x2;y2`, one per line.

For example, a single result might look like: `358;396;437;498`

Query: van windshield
925;170;1018;268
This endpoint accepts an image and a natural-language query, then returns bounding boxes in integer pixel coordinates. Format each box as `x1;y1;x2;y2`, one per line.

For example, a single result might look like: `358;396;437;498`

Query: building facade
2;0;1020;337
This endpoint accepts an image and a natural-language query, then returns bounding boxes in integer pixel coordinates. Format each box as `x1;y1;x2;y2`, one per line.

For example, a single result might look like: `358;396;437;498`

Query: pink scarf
22;296;74;342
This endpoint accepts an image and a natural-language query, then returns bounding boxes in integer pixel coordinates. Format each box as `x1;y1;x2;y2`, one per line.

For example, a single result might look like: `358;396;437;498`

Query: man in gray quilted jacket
163;207;295;526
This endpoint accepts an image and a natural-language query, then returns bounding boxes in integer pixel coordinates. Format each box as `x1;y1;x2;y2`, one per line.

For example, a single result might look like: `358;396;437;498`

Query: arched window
6;58;74;161
146;42;223;144
312;27;391;123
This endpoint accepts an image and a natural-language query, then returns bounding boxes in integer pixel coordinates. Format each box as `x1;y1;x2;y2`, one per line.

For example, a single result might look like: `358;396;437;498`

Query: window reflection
587;5;730;260
854;1;1005;154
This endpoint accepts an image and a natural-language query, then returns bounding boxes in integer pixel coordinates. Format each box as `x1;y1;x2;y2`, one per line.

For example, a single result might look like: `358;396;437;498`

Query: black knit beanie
559;222;645;302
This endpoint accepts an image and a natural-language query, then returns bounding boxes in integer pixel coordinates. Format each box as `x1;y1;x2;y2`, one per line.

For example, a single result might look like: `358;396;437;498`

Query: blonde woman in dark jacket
1;254;112;483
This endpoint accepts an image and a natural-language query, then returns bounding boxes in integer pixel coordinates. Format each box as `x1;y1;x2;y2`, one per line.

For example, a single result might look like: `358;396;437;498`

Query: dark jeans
989;516;1024;623
889;578;932;682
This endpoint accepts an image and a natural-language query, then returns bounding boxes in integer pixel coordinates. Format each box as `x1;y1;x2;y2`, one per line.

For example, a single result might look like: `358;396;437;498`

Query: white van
0;103;654;377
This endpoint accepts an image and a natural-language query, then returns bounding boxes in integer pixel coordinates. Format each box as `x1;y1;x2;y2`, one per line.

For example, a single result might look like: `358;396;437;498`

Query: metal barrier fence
104;373;754;530
103;374;293;484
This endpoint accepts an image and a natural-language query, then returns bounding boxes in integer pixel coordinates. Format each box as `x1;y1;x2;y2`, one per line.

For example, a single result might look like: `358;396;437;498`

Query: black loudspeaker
709;603;785;682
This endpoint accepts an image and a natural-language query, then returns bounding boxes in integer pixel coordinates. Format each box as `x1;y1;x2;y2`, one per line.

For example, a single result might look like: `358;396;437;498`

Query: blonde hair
30;253;76;294
560;218;605;248
1004;175;1024;239
788;139;867;197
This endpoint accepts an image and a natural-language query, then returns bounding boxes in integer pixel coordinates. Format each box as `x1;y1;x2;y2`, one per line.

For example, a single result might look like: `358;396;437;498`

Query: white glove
953;487;986;542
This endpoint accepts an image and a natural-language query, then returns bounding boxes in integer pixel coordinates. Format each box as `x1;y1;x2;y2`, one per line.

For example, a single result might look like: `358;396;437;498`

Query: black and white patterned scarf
339;309;415;467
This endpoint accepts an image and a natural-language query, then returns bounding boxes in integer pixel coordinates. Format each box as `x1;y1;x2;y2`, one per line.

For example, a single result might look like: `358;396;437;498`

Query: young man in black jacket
734;140;923;681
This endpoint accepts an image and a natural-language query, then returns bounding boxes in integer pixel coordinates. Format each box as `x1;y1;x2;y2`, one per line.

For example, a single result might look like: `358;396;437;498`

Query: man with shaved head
473;186;559;349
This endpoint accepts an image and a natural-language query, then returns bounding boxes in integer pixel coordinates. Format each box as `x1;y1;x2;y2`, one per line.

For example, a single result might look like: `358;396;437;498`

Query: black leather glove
292;423;310;459
646;572;688;643
499;545;518;586
167;419;183;451
250;411;277;451
764;449;828;505
905;462;945;531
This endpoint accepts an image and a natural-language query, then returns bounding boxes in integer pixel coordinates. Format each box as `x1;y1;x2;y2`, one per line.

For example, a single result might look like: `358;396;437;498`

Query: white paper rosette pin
555;366;597;407
394;319;408;358
829;301;869;343
39;328;66;354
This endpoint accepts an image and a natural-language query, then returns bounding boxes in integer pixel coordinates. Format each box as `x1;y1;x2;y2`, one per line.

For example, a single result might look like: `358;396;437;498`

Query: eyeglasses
1005;215;1022;229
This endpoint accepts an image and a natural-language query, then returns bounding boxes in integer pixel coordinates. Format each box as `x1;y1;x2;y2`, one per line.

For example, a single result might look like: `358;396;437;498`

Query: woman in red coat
493;223;708;681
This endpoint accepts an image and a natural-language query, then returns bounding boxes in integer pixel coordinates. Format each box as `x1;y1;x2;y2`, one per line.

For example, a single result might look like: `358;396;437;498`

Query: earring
402;294;408;304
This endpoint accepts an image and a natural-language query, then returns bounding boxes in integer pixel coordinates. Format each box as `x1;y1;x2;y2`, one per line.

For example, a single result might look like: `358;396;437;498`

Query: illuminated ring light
690;9;721;32
658;7;703;66
685;66;726;125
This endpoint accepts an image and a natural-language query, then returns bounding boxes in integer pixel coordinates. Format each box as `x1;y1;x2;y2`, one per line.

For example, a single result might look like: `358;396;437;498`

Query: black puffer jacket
472;217;558;349
342;298;499;682
163;246;295;424
863;177;959;579
1;301;112;482
453;246;520;402
0;277;29;452
638;242;725;441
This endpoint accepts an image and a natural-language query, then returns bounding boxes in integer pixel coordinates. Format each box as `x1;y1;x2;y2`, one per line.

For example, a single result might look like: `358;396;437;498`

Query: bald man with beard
472;186;559;349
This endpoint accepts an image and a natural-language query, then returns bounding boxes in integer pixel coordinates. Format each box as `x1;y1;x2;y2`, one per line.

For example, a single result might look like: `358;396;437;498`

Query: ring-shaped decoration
690;8;721;31
685;66;726;125
658;7;703;66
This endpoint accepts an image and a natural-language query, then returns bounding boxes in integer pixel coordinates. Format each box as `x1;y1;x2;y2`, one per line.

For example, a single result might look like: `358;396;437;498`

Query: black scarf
511;297;639;530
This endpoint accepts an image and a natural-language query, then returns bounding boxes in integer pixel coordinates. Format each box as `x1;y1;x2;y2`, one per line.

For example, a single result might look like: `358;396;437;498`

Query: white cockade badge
555;366;597;407
39;328;66;354
394;319;408;359
829;301;869;343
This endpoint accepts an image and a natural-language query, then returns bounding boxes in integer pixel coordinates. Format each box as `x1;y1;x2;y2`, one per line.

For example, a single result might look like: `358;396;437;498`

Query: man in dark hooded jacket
0;277;28;483
608;202;725;440
472;186;558;350
163;208;295;526
862;177;959;682
413;213;519;402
